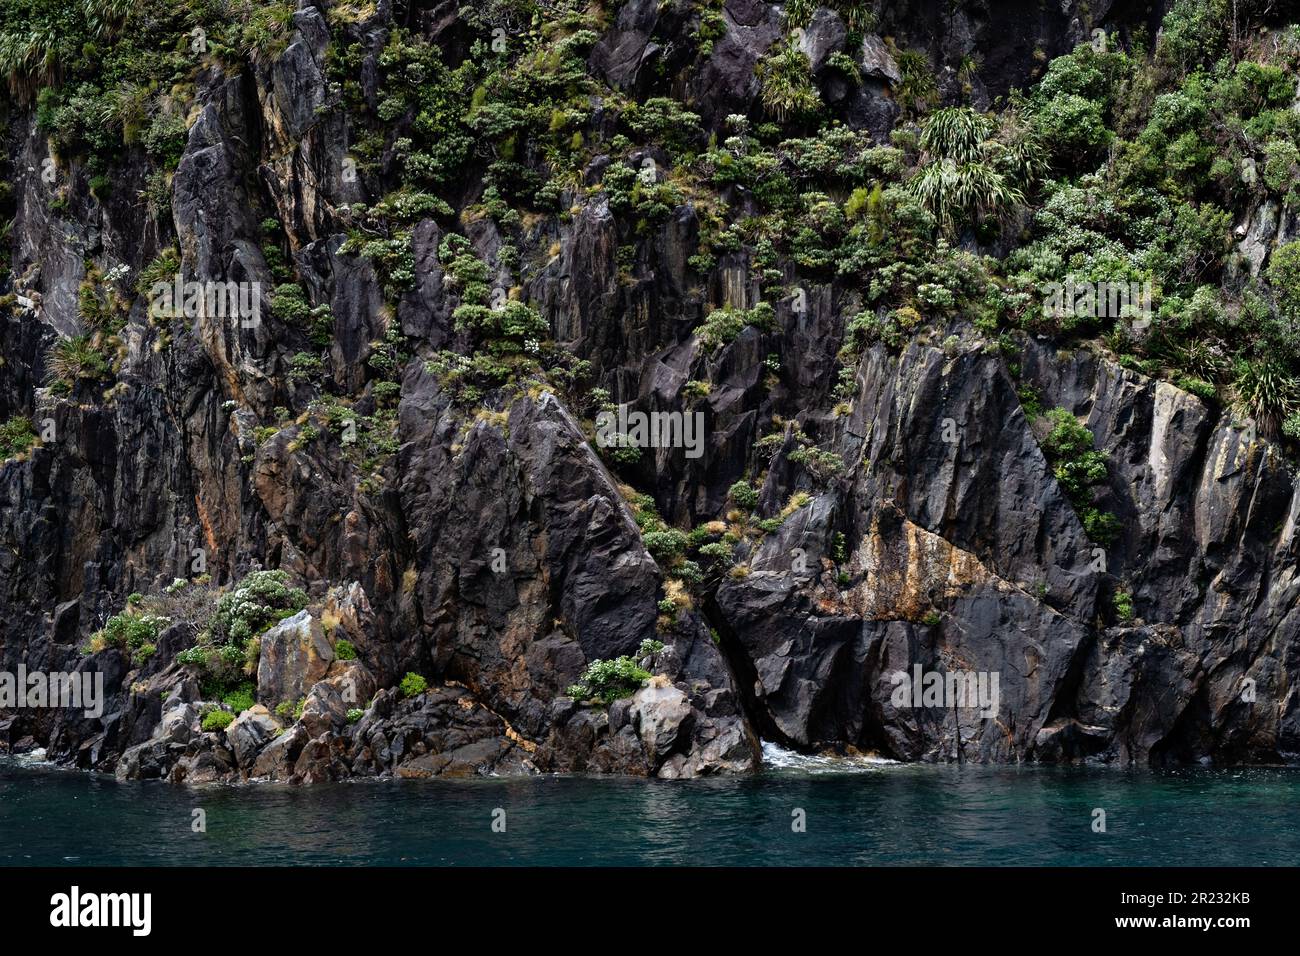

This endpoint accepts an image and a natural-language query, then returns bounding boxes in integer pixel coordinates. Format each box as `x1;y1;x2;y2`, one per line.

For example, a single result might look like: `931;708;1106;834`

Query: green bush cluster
209;570;308;644
1113;588;1136;622
566;656;652;704
201;709;235;733
0;416;36;459
275;697;305;721
172;570;305;701
399;672;428;697
222;684;255;715
91;610;167;655
697;302;775;350
1040;408;1120;544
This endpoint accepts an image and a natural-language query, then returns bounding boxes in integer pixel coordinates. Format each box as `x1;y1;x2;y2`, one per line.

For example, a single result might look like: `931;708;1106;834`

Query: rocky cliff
1;0;1298;783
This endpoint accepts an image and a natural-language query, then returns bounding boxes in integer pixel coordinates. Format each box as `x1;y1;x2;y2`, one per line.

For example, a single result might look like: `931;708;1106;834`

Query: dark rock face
3;0;1296;784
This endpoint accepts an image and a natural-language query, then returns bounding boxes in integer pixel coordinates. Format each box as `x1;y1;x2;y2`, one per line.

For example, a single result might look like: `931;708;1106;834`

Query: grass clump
0;416;37;459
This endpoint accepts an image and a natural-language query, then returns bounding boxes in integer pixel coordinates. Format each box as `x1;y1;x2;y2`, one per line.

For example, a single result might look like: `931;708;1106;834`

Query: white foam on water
7;748;52;767
760;740;899;774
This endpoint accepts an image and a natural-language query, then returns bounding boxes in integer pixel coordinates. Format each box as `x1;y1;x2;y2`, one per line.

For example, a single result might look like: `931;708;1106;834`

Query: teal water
3;748;1299;866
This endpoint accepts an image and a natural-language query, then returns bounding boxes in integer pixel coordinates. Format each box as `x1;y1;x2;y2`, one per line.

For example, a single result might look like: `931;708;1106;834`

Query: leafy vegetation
208;570;308;644
399;672;428;697
1040;408;1120;544
0;416;36;459
201;709;235;732
1113;588;1135;622
222;684;255;714
164;570;307;700
566;656;652;704
89;609;166;655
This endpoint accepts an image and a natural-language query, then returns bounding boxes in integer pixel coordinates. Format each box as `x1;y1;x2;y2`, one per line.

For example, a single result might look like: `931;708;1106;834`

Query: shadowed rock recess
1;0;1298;782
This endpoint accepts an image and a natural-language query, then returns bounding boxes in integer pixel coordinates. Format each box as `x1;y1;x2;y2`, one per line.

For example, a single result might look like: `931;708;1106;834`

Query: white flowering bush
208;569;308;643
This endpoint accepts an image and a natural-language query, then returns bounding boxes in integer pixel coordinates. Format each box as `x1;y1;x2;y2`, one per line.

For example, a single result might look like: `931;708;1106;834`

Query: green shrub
623;96;702;157
208;570;308;643
1175;376;1217;401
642;528;689;563
756;40;821;122
697;302;774;349
566;656;652;704
346;708;364;724
46;336;111;388
335;638;357;661
222;684;256;714
1113;588;1135;622
94;610;166;651
202;709;235;733
671;559;703;585
1266;242;1300;327
1233;358;1297;434
399;672;428;697
1041;408;1118;544
698;541;734;565
909;107;1029;236
270;284;311;324
287;351;323;384
1034;93;1110;171
1156;0;1229;77
894;49;938;117
275;698;305;721
728;480;760;510
0;416;37;459
176;646;207;668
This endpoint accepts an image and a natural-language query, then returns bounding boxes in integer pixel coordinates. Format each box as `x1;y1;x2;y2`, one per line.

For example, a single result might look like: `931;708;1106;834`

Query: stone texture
3;0;1297;788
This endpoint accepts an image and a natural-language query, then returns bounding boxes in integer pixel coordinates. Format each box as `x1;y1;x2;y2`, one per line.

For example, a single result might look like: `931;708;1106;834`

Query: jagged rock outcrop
3;0;1297;785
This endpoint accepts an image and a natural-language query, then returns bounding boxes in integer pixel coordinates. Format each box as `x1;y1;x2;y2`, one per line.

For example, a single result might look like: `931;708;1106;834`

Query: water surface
3;746;1296;866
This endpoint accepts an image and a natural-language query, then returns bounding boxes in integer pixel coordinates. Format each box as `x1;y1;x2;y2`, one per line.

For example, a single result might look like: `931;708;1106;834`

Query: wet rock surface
2;0;1297;783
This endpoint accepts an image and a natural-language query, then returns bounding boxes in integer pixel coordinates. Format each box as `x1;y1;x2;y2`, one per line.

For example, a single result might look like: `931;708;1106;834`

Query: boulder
798;7;847;74
299;680;348;739
859;33;901;84
630;679;692;765
257;610;334;709
226;705;279;768
251;725;308;781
